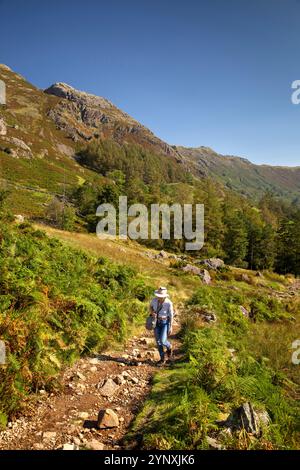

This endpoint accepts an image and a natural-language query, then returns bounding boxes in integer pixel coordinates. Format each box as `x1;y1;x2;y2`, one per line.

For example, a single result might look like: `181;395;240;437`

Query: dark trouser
154;321;171;360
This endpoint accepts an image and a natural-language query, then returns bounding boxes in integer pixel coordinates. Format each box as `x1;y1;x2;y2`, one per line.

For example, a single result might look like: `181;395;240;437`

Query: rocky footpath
0;330;180;451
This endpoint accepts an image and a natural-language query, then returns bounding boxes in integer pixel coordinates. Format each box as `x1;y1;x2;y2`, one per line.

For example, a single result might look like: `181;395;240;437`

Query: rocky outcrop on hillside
44;83;180;158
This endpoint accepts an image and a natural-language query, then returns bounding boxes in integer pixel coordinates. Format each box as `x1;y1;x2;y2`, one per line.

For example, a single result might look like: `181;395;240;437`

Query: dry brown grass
34;224;200;303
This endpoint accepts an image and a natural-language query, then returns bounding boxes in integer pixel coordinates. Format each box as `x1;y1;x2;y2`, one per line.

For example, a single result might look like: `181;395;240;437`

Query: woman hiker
149;286;174;365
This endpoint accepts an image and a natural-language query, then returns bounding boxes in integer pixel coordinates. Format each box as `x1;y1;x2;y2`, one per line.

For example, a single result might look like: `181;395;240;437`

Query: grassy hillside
178;146;300;205
0;210;152;426
1;64;300;224
0;194;299;450
38;224;300;450
0;64;105;217
127;276;300;450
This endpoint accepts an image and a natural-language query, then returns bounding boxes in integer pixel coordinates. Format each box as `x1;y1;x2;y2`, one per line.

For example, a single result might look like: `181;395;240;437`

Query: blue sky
1;0;300;166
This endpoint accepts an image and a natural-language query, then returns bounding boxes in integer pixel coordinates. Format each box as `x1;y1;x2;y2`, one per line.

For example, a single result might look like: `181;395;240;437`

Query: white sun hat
154;286;169;298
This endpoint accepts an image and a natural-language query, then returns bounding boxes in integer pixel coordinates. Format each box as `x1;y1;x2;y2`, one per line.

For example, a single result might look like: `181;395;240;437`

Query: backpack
145;301;164;330
145;315;157;331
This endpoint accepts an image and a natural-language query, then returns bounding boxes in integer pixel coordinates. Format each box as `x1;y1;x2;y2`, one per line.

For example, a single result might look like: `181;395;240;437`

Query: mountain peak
0;64;12;72
43;82;176;156
44;82;114;109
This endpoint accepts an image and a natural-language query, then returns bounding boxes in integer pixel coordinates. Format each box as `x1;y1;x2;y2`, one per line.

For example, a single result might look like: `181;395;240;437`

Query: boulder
222;402;270;437
97;409;119;429
9;137;32;156
199;269;212;285
182;264;202;276
99;378;119;397
201;258;225;270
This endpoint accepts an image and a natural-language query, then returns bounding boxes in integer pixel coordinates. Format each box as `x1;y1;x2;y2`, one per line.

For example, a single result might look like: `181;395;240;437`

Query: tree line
45;140;300;276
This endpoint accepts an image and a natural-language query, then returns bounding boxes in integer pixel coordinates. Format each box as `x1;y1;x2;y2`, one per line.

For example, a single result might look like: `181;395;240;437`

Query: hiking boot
157;356;166;366
166;347;173;359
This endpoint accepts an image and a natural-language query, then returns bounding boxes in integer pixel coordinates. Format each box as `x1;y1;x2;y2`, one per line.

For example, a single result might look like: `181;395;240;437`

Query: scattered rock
182;265;211;284
140;337;153;346
89;358;100;365
199;269;212;285
227;348;237;362
42;431;57;441
14;214;25;223
97;409;119;429
9;137;32;156
158;250;168;259
99;378;119;397
85;439;105;451
222;402;270;437
146;350;161;361
206;436;223;450
32;443;44;450
77;412;89;420
76;383;86;391
199;258;225;270
182;264;202;276
239;306;249;317
62;443;79;450
113;374;125;385
122;371;131;379
241;273;250;283
76;371;86;381
56;143;74;157
203;312;217;323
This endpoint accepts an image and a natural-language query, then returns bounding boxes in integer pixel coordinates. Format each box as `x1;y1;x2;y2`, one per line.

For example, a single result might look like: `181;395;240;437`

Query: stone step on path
0;325;182;450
